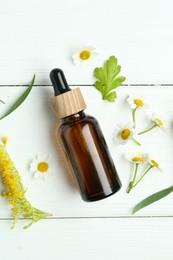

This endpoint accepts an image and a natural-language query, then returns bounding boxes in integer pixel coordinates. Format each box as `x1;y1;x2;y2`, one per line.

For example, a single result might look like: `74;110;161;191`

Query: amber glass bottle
50;69;121;202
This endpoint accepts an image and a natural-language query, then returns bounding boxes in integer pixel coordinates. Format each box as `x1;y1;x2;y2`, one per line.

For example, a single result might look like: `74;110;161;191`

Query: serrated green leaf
132;185;173;215
109;76;126;91
93;56;125;102
94;81;105;93
94;68;106;84
104;56;118;82
103;91;117;102
0;75;35;120
110;65;121;81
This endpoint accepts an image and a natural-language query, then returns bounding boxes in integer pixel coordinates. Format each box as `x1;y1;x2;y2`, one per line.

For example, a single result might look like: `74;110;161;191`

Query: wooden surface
1;0;173;259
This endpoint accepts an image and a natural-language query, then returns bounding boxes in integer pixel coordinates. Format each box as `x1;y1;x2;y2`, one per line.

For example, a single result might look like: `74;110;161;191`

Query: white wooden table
1;1;173;259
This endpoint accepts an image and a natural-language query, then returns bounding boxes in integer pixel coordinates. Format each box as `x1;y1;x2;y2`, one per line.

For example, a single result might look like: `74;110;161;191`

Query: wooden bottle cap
50;88;87;118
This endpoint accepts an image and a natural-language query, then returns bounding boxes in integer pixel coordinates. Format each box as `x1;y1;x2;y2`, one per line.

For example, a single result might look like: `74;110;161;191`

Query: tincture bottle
50;68;121;202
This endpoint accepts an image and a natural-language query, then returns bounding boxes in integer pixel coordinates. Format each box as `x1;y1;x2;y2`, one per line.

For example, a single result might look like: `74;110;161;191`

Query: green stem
132;166;153;188
132;108;137;128
127;164;139;193
132;137;141;146
138;124;157;135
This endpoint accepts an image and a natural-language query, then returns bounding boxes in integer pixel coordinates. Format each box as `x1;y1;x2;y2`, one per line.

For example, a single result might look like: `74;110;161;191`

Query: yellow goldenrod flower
0;139;52;229
2;136;8;145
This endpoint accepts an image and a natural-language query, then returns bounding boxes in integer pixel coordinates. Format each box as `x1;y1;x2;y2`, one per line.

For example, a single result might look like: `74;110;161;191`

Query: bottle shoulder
59;114;100;133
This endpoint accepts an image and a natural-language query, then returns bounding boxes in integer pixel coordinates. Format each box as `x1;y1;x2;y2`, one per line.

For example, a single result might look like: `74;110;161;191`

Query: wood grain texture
1;218;173;260
51;88;86;118
0;0;173;84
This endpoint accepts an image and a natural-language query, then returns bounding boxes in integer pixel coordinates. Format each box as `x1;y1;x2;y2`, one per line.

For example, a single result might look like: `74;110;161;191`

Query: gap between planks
0;216;173;221
0;84;173;87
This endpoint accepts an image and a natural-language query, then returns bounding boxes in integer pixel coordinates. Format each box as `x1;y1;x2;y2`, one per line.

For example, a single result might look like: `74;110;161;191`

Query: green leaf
103;91;117;102
109;76;126;92
94;67;106;84
132;185;173;215
104;56;118;82
94;81;105;94
0;75;35;120
93;56;125;102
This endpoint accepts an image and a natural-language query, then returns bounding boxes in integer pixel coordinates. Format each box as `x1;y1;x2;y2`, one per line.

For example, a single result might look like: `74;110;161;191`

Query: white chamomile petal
126;151;146;164
29;160;39;172
34;171;40;179
113;122;136;145
127;95;146;109
72;45;98;66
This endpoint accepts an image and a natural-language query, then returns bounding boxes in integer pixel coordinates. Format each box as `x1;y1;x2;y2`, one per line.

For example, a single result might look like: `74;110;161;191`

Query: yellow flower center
134;99;144;107
155;118;163;127
80;50;91;60
132;157;144;163
150;159;159;168
120;128;131;140
37;162;49;173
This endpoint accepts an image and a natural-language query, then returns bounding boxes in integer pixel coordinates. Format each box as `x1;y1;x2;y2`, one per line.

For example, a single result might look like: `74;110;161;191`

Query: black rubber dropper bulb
50;68;71;96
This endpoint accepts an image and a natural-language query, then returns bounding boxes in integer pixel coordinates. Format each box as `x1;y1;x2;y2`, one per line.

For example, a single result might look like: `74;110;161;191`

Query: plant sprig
94;56;126;102
0;75;35;120
132;185;173;214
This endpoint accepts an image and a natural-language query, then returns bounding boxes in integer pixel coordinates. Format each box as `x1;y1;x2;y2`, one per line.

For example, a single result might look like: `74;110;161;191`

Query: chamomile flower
151;113;166;129
127;95;146;128
113;123;140;145
127;95;145;110
126;151;146;193
147;154;161;170
72;45;98;66
126;151;146;164
126;152;160;193
139;112;166;135
30;154;54;179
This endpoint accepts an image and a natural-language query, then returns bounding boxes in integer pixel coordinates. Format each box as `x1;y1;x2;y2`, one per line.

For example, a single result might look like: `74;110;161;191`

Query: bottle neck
62;111;86;123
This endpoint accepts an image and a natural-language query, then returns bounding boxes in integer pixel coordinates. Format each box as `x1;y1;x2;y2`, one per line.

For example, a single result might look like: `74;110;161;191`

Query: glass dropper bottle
50;68;121;202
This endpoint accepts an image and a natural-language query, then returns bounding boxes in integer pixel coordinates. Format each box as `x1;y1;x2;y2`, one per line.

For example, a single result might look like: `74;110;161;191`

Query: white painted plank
1;218;173;260
0;86;173;218
0;0;173;84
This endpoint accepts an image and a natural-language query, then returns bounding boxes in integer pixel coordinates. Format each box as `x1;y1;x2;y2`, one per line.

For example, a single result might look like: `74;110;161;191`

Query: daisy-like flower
151;113;165;129
30;154;54;179
113;123;141;146
147;154;161;170
126;151;146;164
127;95;146;128
126;151;146;193
72;45;98;66
127;95;145;110
138;113;166;135
148;158;159;168
126;152;160;193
